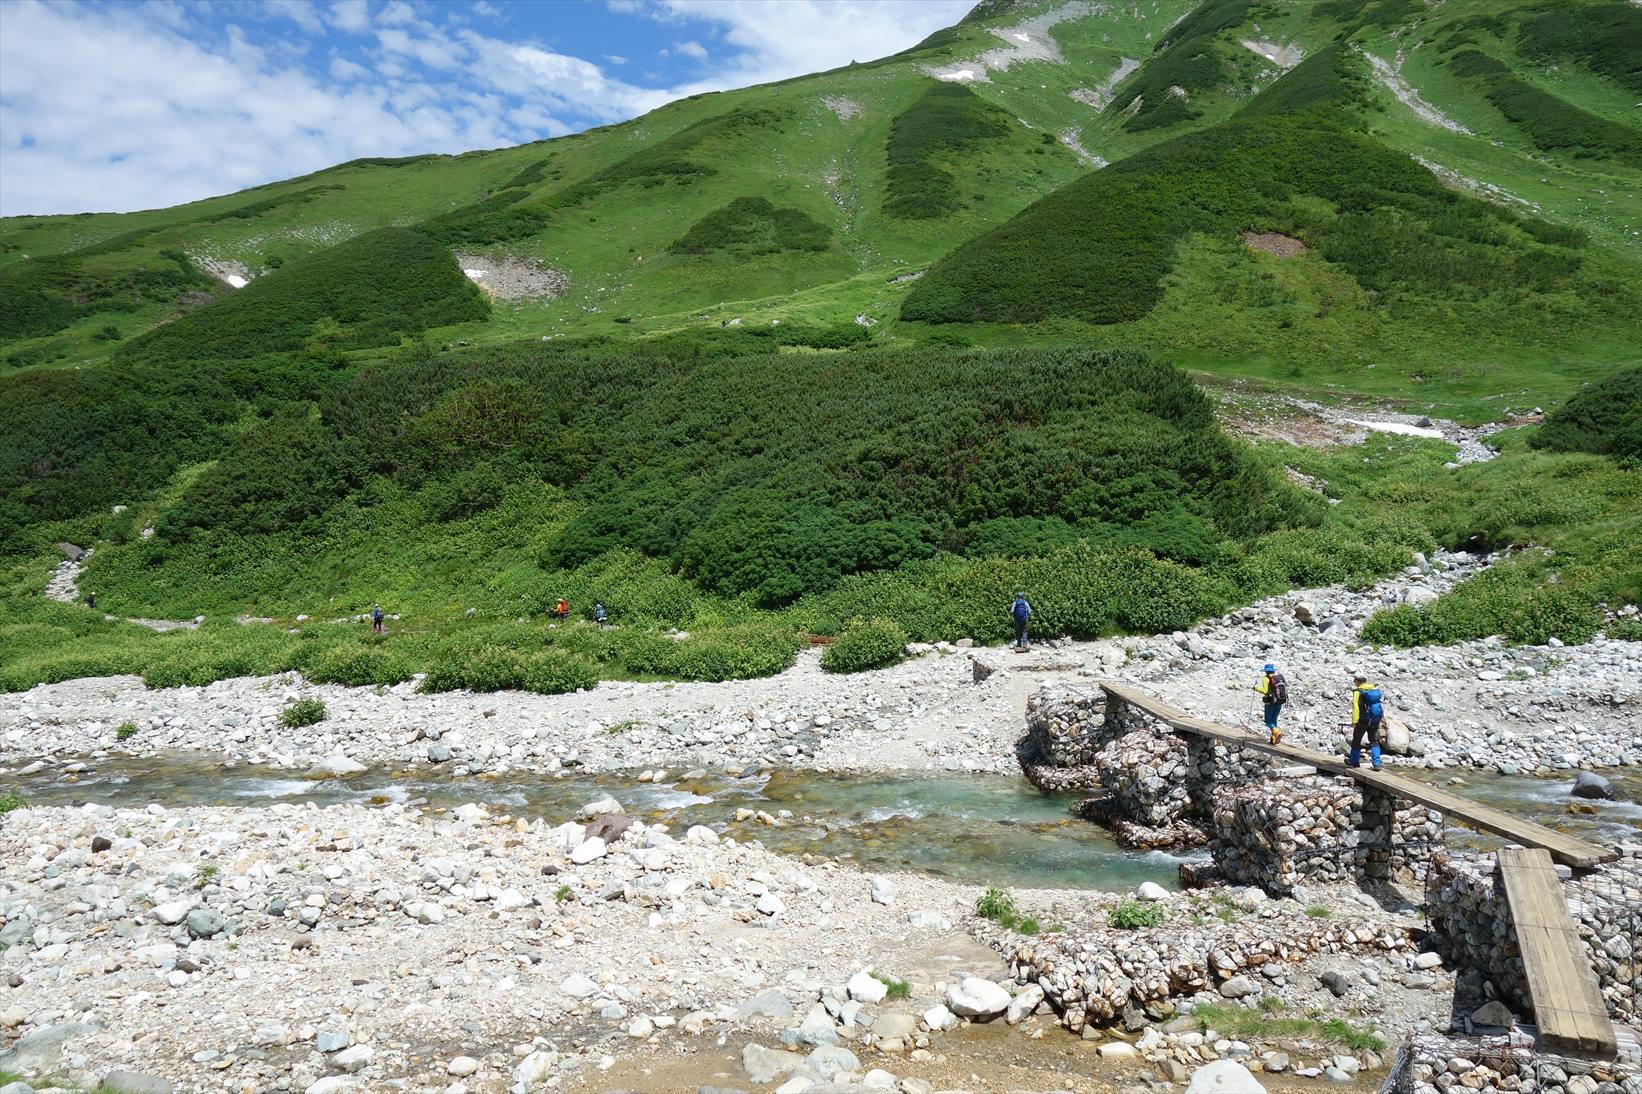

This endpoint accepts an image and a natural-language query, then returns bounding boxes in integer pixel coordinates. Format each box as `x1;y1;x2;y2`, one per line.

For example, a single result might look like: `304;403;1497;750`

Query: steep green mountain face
2;0;1640;692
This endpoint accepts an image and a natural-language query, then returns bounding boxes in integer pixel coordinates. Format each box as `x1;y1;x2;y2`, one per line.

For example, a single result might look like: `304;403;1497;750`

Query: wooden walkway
1100;682;1617;869
1497;848;1619;1055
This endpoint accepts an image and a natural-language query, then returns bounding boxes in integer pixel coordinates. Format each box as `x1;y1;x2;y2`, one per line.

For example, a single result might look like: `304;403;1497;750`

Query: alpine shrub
280;698;327;728
520;650;599;695
821;618;909;673
303;643;414;687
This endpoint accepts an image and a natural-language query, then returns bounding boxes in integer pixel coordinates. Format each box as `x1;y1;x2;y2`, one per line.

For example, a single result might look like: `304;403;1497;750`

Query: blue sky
0;0;971;217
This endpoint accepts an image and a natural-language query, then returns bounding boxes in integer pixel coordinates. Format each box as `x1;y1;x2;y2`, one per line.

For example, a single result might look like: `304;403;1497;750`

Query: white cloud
329;54;370;80
472;0;500;16
0;0;977;217
327;0;370;33
647;0;970;81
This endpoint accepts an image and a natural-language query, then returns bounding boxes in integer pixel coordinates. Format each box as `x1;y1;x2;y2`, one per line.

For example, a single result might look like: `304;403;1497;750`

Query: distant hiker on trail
592;601;607;627
371;604;384;634
551;596;570;620
1347;669;1385;770
1253;663;1288;745
1010;593;1032;651
85;591;96;610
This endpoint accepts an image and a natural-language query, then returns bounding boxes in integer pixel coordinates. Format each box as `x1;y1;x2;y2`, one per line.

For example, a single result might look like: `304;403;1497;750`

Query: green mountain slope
3;0;1641;695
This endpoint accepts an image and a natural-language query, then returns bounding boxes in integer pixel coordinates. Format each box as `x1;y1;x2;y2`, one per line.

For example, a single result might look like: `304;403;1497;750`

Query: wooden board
1497;847;1618;1055
1099;682;1616;870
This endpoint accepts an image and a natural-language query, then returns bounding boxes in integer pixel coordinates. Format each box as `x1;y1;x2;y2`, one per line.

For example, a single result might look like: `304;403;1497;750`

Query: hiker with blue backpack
1010;593;1032;651
1252;663;1288;745
1347;669;1385;770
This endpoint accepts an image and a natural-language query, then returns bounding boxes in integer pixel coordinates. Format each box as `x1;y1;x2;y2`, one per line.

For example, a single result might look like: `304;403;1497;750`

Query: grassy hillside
2;0;1640;695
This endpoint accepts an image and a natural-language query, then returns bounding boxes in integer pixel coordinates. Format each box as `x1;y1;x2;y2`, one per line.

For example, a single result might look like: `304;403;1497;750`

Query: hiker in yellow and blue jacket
1347;669;1385;771
1252;663;1287;745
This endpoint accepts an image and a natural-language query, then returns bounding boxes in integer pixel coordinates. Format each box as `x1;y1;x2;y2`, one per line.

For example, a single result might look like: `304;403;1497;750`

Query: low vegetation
1445;49;1642;168
1108;898;1166;930
821;618;909;674
669;197;831;256
883;83;1012;219
975;886;1040;934
1189;1003;1384;1052
1516;3;1642;95
118;228;488;364
1109;0;1251;131
1530;367;1641;463
279;698;327;728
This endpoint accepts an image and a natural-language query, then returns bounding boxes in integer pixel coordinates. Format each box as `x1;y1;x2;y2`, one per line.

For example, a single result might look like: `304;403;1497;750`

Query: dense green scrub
1109;0;1251;131
1529;366;1642;462
901;107;1592;325
1515;3;1642;95
1445;49;1642;167
669;197;832;255
118;228;488;364
100;345;1314;610
883;83;1012;219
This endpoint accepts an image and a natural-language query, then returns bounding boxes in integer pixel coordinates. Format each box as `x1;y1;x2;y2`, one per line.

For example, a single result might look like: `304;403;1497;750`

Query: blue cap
1263;664;1275;673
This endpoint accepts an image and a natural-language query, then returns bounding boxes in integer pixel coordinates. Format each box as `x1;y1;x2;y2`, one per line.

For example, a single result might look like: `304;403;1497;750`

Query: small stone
150;900;194;926
98;1074;173;1094
560;973;599;999
1136;881;1169;902
806;1044;860;1080
569;837;607;864
869;876;897;905
1006;984;1044;1024
185;908;226;940
1218;975;1259;999
1320;970;1353;997
332;1045;374;1073
1099;1042;1138;1058
316;1029;350;1053
446;1056;480;1077
1413;952;1443;969
1470;1000;1514;1027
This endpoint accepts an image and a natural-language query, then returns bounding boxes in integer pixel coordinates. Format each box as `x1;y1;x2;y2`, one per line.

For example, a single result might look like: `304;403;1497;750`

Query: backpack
1012;599;1031;624
1270;673;1288;705
1360;687;1385;724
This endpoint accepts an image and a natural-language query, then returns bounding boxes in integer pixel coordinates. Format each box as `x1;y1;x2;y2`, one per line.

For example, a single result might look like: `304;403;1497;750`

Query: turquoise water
1;757;1201;892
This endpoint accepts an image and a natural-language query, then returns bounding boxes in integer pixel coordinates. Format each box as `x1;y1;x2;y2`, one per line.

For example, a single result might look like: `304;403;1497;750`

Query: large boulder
741;1043;803;1084
945;977;1011;1020
1381;717;1412;756
1571;771;1614;800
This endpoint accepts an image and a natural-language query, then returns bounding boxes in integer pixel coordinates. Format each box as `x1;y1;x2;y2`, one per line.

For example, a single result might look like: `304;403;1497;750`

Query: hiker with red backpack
1347;668;1385;770
1252;663;1288;745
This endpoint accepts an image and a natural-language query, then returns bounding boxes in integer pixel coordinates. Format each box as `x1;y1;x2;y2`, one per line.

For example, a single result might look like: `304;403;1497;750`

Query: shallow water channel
5;756;1637;891
3;756;1203;891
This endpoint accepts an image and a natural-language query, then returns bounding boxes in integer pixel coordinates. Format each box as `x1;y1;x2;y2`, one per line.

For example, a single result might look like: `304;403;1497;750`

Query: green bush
974;885;1038;932
1108;898;1165;930
1361;563;1601;647
520;649;599;694
822;618;909;673
1517;3;1642;95
1531;367;1642;462
669;197;831;256
280;698;327;728
116;722;138;741
1446;49;1642;167
0;789;24;815
1607;618;1642;642
302;642;414;687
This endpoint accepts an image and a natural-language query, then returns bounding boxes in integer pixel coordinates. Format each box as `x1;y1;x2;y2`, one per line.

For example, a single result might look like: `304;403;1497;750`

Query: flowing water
6;756;1635;891
0;756;1203;892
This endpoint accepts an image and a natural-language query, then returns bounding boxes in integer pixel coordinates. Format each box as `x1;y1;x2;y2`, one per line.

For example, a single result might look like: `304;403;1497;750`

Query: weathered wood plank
1498;847;1617;1055
1099;682;1616;869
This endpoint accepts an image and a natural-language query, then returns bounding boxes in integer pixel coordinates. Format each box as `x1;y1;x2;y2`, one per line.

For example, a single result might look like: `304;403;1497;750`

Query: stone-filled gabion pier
1018;683;1441;891
1426;849;1642;1029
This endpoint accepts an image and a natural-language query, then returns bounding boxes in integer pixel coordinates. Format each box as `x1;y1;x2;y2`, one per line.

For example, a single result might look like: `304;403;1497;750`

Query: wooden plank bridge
1100;682;1621;1057
1100;682;1616;869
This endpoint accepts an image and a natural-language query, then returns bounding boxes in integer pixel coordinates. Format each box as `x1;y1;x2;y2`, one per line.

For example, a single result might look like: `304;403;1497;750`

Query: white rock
578;796;623;819
848;970;888;1003
756;892;785;916
446;1055;480;1076
869;876;897;905
945;977;1010;1019
310;753;365;777
684;825;719;845
513;1050;555;1084
1136;881;1169;902
1006;983;1044;1024
1098;1042;1138;1058
569;837;608;864
1186;1060;1268;1093
560;974;599;999
922;1004;958;1032
151;900;194;925
332;1045;374;1073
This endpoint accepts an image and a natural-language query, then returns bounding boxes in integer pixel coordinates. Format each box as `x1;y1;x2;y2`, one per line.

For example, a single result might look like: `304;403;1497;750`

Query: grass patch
1445;49;1642;168
1305;904;1331;918
0;789;24;814
1190;1003;1384;1051
116;721;138;741
280;698;326;728
1109;898;1165;930
872;972;913;1000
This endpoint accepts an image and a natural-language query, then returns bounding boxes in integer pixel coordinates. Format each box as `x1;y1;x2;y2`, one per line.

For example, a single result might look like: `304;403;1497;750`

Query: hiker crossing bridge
1099;682;1622;1057
1099;682;1616;869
